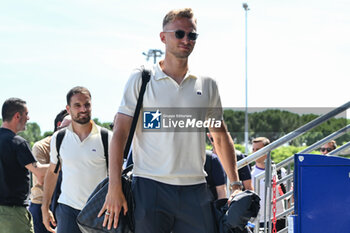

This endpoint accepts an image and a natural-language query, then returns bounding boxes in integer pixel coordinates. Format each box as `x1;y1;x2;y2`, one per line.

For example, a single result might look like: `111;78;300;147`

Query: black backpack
50;127;109;217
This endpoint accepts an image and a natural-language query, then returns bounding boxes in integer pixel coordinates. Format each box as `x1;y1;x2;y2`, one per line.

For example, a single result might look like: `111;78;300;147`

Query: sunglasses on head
320;147;332;152
164;30;199;41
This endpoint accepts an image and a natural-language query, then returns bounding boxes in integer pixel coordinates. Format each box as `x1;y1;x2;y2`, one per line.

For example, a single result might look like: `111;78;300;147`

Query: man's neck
71;121;93;142
1;122;17;134
255;161;265;169
160;56;189;85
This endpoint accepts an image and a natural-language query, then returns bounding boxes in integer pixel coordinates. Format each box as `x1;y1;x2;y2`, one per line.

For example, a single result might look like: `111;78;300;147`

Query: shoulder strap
123;68;151;159
54;129;66;174
100;127;109;168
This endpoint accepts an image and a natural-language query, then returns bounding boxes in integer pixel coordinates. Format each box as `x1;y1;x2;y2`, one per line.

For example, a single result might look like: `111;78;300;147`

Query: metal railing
235;101;350;233
329;141;350;156
237;101;350;170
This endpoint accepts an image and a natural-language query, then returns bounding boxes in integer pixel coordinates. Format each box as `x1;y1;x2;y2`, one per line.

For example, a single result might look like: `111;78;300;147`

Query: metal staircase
236;101;350;233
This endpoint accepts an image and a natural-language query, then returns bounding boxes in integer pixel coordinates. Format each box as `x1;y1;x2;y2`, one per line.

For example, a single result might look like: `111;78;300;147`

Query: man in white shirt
251;137;286;231
41;86;111;233
99;8;241;233
320;140;337;155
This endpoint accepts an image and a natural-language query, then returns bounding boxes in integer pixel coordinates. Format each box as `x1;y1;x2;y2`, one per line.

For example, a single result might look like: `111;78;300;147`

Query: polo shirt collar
66;120;99;135
0;127;15;136
153;62;197;81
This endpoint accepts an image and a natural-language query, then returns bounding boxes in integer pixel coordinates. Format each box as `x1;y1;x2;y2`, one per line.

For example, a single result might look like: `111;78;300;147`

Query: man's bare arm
216;184;227;199
25;161;49;185
209;122;240;191
243;179;254;191
98;113;133;230
41;163;59;232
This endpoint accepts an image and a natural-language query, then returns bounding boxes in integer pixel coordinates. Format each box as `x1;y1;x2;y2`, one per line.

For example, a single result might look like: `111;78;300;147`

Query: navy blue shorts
28;203;51;233
56;203;82;233
132;177;216;233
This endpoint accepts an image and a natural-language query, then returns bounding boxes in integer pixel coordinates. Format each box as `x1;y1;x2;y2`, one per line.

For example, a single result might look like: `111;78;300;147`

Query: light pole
243;3;250;154
142;49;164;64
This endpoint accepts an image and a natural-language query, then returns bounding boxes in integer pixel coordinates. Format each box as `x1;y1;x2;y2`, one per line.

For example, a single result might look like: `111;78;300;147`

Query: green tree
224;109;349;147
234;144;246;154
224;109;303;144
298;116;349;146
338;119;350;145
270;145;306;164
249;109;301;142
224;109;246;143
18;122;42;148
93;118;112;130
43;131;53;137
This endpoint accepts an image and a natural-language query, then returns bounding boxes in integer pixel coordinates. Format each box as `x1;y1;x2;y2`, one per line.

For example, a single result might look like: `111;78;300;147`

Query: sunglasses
320;147;332;152
164;30;199;41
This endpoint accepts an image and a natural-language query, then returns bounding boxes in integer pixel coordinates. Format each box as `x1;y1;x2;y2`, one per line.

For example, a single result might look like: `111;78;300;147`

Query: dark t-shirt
0;128;36;206
205;150;252;198
205;151;226;199
206;150;252;182
236;151;252;181
206;152;227;186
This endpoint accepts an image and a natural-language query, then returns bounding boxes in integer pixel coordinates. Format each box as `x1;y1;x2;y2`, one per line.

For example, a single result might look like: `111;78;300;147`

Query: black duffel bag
212;190;260;233
77;165;134;233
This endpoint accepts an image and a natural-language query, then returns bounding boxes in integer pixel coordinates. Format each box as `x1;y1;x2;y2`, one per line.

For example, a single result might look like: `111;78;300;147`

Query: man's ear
14;112;21;120
160;32;166;44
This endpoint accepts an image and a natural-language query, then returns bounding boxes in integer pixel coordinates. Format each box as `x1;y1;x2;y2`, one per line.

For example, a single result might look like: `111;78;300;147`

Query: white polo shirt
118;63;223;185
251;165;285;223
50;122;112;210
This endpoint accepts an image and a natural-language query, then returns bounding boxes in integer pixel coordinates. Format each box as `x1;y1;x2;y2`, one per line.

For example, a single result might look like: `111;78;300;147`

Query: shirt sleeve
50;133;58;164
237;154;252;181
32;140;50;164
16;140;36;167
118;68;143;117
206;78;223;121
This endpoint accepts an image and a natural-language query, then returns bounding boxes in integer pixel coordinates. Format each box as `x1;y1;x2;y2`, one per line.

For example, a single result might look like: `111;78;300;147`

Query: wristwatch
230;181;243;189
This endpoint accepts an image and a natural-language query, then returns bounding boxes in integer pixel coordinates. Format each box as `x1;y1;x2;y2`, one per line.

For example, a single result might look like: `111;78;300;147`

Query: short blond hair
162;8;197;29
327;140;337;150
252;137;270;146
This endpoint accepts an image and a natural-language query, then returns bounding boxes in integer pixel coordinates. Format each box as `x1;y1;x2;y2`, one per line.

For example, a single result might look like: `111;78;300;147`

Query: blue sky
1;0;349;133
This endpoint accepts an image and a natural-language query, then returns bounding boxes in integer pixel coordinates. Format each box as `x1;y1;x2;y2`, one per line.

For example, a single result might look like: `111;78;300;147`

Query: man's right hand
98;187;128;230
41;205;56;233
99;113;132;230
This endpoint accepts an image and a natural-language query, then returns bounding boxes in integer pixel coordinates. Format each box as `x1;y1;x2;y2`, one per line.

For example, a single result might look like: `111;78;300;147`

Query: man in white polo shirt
100;8;241;233
41;86;112;233
251;137;286;231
